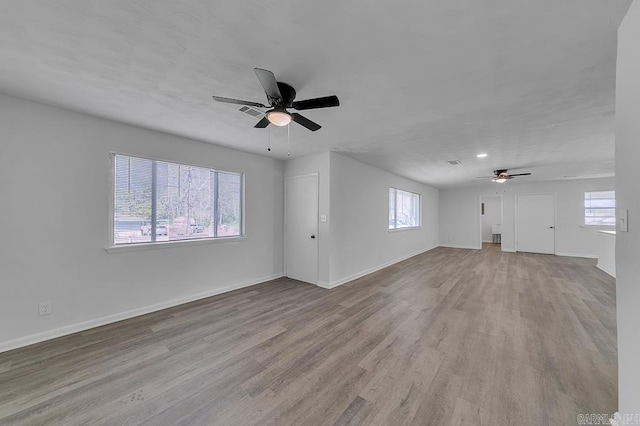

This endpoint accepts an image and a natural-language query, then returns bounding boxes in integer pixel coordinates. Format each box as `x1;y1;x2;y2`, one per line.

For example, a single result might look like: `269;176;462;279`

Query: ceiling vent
238;106;264;117
447;160;462;165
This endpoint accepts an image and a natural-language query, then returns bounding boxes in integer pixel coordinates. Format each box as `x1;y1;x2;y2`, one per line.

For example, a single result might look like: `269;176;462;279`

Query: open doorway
479;195;503;250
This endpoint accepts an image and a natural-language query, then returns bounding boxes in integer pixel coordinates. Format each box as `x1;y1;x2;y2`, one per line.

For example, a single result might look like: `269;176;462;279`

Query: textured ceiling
0;1;632;188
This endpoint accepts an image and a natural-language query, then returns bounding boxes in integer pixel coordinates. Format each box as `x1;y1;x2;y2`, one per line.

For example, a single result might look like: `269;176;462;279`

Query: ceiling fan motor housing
274;82;296;107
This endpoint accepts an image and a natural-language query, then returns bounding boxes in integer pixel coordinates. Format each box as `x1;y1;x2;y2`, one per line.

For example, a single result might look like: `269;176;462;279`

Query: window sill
580;225;616;230
388;226;422;233
105;236;245;254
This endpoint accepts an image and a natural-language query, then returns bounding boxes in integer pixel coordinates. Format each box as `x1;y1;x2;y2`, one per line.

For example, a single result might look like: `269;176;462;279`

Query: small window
584;190;615;227
112;154;243;246
389;188;421;230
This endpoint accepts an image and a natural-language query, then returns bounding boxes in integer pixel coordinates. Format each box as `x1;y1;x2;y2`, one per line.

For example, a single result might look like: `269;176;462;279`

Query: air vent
447;160;462;165
238;106;264;117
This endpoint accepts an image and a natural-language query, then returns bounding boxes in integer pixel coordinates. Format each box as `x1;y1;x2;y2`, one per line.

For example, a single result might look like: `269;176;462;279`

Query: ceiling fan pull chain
267;126;271;152
287;123;291;157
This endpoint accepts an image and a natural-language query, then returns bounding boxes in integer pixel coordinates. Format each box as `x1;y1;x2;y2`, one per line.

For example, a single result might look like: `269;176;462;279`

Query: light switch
320;214;327;223
618;209;628;232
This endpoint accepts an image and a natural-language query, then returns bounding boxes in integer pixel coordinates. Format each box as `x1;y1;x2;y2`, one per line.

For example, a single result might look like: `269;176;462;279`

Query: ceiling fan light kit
479;169;532;183
212;68;340;132
266;110;292;126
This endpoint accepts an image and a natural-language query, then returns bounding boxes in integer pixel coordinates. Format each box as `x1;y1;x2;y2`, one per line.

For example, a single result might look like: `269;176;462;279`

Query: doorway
285;174;319;284
515;193;556;254
479;195;503;249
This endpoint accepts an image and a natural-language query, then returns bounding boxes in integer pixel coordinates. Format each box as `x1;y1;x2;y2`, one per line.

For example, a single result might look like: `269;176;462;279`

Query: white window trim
388;226;422;233
105;235;245;254
107;152;246;251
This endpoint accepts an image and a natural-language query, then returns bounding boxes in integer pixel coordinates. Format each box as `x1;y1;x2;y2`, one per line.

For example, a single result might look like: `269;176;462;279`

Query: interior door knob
310;235;316;239
549;226;554;229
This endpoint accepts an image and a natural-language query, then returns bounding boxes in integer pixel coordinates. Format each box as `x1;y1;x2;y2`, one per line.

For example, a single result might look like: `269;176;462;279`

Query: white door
285;174;318;284
516;194;555;254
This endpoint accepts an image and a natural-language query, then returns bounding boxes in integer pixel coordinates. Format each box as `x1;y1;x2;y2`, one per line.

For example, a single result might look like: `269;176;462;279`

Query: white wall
616;0;640;412
481;196;501;242
328;152;439;286
285;152;440;288
439;177;615;256
0;94;284;351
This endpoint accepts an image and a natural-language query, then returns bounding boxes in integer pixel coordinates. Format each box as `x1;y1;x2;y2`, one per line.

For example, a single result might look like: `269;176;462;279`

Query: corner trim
0;273;284;354
317;245;439;290
596;265;616;278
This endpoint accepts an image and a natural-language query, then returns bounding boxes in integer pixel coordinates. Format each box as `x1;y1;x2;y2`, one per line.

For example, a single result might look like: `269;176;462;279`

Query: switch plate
320;214;327;223
618;209;629;232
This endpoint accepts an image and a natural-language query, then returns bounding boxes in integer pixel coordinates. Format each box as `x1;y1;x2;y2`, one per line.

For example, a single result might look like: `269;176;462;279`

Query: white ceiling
0;1;631;188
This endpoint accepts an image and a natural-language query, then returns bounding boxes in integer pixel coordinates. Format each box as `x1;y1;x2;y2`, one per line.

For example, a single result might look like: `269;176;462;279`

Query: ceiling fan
212;68;340;132
477;169;532;183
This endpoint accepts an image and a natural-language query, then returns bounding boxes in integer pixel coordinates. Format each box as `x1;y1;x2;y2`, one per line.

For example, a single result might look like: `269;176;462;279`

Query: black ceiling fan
212;68;339;132
477;169;532;183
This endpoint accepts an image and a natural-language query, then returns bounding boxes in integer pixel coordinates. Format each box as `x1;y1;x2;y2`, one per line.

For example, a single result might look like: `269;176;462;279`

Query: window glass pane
389;188;396;229
113;154;243;245
388;188;420;230
584;190;615;226
164;163;213;241
217;172;242;237
114;155;153;245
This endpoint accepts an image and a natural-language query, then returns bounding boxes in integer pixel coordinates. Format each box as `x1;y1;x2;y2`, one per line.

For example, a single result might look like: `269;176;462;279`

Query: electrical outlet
39;301;52;316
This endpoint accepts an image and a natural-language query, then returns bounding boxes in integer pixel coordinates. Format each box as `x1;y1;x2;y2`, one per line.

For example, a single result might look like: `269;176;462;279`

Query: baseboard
501;247;516;253
439;244;481;250
596;265;616;278
316;280;333;289
0;273;284;354
556;252;598;259
317;245;439;290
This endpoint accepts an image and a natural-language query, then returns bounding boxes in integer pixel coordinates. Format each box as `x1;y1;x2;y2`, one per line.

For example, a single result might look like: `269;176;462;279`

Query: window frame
583;190;616;229
388;187;422;232
107;152;245;252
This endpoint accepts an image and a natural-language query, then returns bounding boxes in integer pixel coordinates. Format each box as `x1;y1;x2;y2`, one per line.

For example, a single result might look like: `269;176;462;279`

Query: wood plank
0;244;617;424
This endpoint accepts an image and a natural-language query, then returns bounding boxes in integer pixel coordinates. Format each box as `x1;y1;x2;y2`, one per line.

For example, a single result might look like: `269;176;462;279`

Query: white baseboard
0;273;284;354
439;244;481;250
316;280;334;289
596;265;616;278
556;252;598;259
316;245;439;290
501;247;516;253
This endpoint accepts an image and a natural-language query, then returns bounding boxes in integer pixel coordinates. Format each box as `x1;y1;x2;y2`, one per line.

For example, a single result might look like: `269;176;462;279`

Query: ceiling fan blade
476;176;495;179
509;173;532;176
292;95;340;110
292;113;321;131
254;116;270;128
212;96;267;109
254;68;282;102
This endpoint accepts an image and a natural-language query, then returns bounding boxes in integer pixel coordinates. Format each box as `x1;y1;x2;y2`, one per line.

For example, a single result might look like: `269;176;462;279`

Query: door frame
478;194;504;249
284;173;319;283
514;192;557;254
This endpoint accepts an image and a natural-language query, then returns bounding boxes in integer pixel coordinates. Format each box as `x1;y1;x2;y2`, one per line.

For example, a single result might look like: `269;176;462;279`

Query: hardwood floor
0;244;617;425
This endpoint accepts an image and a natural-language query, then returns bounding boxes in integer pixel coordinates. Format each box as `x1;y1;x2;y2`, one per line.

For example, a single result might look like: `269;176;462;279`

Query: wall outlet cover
39;301;52;316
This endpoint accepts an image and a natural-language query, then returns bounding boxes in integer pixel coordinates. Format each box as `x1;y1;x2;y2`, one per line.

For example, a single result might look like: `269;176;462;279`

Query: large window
389;188;421;230
584;190;615;227
113;154;243;245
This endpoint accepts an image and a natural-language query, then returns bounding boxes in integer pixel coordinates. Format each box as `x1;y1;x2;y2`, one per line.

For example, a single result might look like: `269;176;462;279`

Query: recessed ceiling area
0;1;631;188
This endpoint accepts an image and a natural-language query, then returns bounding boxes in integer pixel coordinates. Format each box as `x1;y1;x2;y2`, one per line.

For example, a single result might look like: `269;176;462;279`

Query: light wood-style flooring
0;244;617;425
